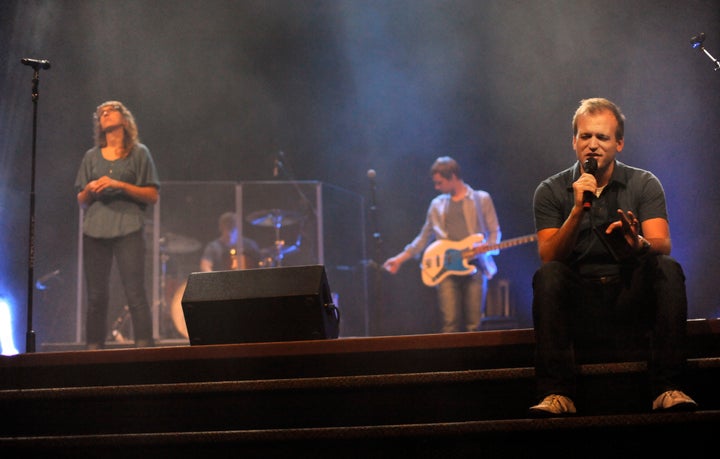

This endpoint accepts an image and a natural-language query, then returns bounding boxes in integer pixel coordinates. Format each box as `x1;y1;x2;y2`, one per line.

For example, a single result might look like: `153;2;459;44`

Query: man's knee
655;255;685;282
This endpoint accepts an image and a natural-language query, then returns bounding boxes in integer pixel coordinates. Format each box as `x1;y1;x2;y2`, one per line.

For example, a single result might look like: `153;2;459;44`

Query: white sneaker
529;394;577;416
652;390;698;411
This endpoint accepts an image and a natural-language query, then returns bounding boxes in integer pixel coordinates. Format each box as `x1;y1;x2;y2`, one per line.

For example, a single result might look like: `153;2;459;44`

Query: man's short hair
572;97;626;141
431;156;461;180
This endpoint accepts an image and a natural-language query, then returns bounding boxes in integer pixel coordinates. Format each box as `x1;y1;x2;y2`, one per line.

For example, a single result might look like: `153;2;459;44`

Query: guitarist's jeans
436;272;487;333
531;256;689;402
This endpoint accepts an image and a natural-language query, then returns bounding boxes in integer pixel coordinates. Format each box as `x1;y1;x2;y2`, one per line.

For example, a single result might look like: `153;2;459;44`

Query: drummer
200;212;261;271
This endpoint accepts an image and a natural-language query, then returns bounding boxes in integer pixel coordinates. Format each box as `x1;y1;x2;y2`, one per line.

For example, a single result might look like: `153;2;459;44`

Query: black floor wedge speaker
181;264;340;345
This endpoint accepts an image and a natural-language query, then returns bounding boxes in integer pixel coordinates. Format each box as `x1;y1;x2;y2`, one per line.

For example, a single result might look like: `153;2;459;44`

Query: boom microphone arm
690;32;720;72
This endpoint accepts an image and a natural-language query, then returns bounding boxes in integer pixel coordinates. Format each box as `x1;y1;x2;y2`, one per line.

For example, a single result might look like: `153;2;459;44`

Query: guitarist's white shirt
403;183;502;278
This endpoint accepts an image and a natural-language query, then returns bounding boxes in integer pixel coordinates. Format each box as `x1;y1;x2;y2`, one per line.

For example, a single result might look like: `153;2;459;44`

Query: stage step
1;358;719;436
7;319;720;390
2;320;719;456
2;411;720;458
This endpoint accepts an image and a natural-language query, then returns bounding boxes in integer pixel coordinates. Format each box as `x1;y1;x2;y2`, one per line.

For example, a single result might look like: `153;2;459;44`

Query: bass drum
170;280;189;340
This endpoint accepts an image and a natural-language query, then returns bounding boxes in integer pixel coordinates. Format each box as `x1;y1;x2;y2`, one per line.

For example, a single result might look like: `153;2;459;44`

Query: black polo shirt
533;160;668;276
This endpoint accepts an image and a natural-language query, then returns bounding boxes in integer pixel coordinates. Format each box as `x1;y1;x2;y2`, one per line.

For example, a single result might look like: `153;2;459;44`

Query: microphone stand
23;63;47;353
269;151;318;264
698;46;720;71
367;170;383;336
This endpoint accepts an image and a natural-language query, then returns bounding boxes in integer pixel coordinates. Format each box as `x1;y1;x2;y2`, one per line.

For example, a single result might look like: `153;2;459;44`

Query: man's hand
382;257;402;274
606;209;642;251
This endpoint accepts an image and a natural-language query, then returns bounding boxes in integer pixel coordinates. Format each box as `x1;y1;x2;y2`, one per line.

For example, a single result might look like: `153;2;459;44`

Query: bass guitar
420;233;538;287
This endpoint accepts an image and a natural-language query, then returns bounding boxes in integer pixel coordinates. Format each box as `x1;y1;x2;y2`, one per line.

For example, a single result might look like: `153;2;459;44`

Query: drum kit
246;208;304;268
158;232;202;340
132;208;307;341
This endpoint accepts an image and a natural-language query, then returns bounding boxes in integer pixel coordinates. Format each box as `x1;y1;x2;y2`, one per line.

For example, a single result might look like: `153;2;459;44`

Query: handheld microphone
582;157;598;210
21;58;51;70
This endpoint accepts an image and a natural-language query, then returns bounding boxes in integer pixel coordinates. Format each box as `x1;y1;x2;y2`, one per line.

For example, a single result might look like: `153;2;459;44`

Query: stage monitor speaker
181;264;339;345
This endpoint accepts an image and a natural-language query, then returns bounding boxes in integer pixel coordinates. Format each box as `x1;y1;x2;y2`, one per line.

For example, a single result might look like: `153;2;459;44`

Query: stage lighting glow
0;298;19;356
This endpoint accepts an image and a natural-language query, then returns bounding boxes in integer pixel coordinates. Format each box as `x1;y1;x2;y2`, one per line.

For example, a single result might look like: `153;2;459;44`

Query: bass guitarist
382;156;501;333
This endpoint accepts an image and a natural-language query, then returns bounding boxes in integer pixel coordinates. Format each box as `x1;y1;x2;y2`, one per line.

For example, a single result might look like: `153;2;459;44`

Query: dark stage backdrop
1;0;719;352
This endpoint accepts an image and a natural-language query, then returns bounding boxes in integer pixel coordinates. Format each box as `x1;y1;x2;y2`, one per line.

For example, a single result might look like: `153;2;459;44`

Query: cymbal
246;208;303;227
160;232;201;254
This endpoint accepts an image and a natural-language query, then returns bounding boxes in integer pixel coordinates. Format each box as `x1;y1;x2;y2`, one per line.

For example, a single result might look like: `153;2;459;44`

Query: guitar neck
466;234;538;256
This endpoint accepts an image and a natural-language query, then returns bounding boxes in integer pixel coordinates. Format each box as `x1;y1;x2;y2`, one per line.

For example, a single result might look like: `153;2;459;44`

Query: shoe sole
528;408;576;418
654;402;698;412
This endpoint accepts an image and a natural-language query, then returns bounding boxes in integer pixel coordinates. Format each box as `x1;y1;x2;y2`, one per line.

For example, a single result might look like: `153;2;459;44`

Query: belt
583;274;622;285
